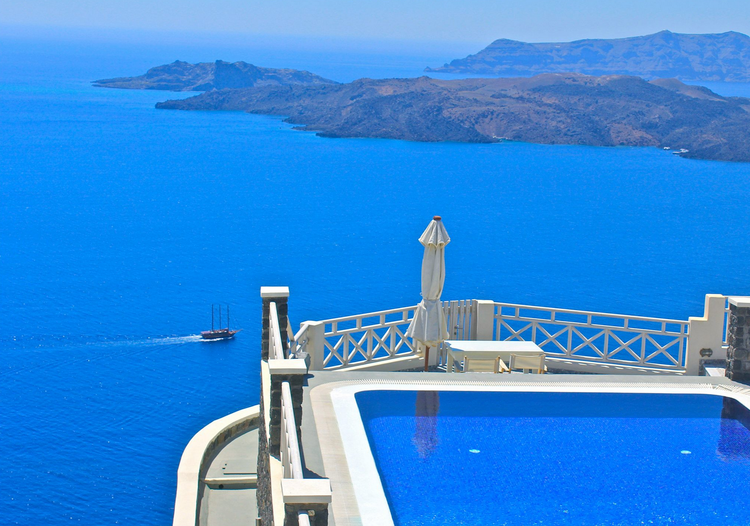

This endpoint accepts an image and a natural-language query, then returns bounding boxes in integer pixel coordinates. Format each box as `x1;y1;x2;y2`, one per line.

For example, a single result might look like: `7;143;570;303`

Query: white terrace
173;289;747;526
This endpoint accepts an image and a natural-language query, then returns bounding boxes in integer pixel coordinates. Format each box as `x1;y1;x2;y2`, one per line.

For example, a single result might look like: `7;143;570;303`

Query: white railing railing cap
281;479;333;504
493;301;688;325
268;360;308;375
261;286;290;298
281;382;304;479
317;305;418;325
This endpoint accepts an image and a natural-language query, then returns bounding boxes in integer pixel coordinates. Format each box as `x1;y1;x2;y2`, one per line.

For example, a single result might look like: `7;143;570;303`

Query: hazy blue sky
3;0;750;44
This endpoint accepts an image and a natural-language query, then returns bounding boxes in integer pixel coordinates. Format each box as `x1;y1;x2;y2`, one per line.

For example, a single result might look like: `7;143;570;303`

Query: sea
2;29;750;525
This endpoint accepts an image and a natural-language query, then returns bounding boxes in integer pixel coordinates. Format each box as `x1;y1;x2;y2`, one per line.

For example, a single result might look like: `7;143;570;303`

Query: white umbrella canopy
406;216;450;369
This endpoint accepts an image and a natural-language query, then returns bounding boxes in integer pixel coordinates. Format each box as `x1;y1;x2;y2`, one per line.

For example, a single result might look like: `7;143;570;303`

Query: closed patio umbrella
406;216;450;371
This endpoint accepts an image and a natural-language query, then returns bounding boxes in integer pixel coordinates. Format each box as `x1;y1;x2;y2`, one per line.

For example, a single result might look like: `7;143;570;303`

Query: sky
2;0;750;45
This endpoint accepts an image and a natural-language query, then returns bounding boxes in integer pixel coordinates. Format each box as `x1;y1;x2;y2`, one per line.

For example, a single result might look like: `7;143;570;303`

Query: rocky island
94;60;336;91
156;74;750;162
426;31;750;82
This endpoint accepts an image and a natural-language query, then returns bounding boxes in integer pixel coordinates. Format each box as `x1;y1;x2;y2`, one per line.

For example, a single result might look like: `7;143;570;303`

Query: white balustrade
313;301;474;369
320;306;417;368
280;381;303;480
269;301;286;360
305;299;697;372
492;302;688;370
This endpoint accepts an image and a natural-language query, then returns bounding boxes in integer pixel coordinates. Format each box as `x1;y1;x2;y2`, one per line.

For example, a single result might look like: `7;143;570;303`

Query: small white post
686;294;726;375
473;300;496;341
304;321;326;371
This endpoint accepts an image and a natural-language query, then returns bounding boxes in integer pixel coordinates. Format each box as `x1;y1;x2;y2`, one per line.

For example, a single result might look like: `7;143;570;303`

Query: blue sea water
356;391;750;526
1;31;750;525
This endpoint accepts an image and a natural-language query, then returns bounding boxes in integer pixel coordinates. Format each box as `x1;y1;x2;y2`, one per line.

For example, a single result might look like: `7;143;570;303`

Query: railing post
261;286;290;361
726;297;750;383
686;294;726;375
473;300;496;340
304;321;326;371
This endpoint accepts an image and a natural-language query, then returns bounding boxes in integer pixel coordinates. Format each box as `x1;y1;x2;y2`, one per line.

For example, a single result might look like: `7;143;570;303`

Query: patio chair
463;356;510;374
508;353;547;374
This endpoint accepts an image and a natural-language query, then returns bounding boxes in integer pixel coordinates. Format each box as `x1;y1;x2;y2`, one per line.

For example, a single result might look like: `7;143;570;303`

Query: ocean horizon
2;32;750;525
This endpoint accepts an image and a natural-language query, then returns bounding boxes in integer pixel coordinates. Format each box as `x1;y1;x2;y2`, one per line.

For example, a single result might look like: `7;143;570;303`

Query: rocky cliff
94;60;336;91
155;73;750;162
427;31;750;82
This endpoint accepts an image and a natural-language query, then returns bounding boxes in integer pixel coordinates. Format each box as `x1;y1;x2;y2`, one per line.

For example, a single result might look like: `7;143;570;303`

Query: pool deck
300;371;750;526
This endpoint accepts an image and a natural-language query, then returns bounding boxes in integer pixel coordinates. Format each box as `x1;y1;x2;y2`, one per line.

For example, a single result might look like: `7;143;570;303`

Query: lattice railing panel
494;302;688;370
320;301;473;370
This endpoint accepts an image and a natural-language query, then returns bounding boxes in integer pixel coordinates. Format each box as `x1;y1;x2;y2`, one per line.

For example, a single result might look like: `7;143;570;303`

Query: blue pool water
2;30;750;525
356;391;750;526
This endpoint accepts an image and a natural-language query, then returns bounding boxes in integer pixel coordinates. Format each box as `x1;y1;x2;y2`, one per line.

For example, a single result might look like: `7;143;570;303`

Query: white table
444;340;544;373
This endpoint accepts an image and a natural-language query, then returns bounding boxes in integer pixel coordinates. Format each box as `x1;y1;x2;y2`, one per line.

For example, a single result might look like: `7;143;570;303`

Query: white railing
321;305;417;369
439;300;474;364
492;302;689;370
269;301;286;360
308;298;697;371
444;299;473;340
280;381;303;479
289;322;310;359
318;301;474;369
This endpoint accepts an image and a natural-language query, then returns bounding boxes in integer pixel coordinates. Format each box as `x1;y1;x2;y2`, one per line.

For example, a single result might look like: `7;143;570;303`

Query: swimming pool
325;382;750;526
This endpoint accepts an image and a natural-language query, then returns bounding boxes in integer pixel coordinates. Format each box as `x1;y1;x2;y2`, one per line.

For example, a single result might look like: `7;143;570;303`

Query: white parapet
686;294;727;376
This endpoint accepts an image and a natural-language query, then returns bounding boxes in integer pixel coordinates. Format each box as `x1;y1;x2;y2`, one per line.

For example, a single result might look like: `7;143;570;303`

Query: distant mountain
155;73;750;162
94;60;337;91
426;31;750;82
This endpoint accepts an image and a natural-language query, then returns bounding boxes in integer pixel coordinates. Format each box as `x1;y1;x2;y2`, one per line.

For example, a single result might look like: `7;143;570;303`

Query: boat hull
200;329;239;340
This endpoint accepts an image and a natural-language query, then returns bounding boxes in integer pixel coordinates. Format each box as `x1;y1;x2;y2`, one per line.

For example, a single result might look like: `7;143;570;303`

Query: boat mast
227;305;230;330
211;304;214;331
219;305;222;330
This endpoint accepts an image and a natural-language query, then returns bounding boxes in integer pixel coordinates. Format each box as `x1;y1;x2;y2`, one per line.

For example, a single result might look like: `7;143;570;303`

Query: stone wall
726;299;750;383
257;372;273;526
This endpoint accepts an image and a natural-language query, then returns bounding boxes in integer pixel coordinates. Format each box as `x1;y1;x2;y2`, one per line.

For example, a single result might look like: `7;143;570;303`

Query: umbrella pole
424;346;430;372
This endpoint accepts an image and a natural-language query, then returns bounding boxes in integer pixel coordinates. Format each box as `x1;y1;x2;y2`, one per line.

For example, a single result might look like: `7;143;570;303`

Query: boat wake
88;334;204;348
146;335;204;345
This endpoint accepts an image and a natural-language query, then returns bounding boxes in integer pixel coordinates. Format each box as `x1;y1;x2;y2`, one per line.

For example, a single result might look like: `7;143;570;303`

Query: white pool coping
310;376;750;526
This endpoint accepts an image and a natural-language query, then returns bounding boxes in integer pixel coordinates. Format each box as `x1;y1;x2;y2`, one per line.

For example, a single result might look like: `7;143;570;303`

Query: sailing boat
201;304;240;340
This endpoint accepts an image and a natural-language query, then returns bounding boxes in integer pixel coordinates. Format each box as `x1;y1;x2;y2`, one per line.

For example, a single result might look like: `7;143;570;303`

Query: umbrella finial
433;215;441;221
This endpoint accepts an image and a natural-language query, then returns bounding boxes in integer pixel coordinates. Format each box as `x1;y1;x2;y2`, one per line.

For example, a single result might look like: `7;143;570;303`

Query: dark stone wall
726;305;750;383
257;378;273;525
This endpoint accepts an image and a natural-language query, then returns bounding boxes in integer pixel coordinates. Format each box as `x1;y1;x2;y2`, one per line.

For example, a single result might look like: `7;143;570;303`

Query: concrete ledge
204;475;258;487
728;296;750;308
268;359;308;375
261;286;290;298
545;357;685;375
281;479;333;504
330;354;424;372
172;405;260;526
705;367;727;377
